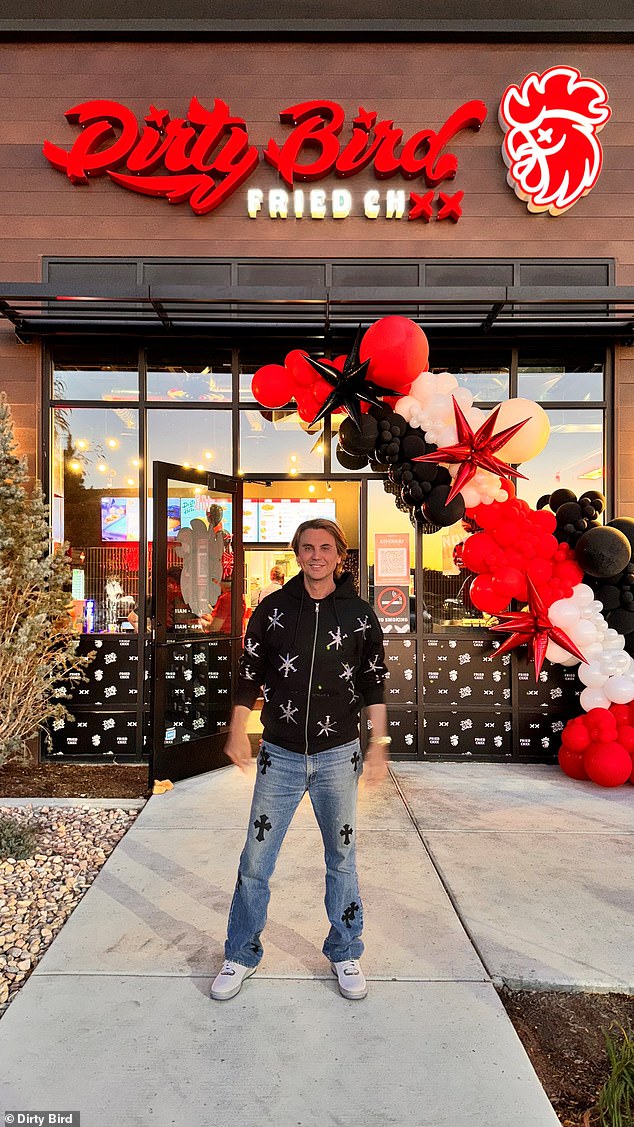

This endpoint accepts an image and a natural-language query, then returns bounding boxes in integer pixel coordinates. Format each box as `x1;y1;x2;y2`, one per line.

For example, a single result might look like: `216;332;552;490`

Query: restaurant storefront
1;4;633;778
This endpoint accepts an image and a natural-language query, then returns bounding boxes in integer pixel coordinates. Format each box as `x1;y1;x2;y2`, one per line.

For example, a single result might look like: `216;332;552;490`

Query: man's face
296;528;342;583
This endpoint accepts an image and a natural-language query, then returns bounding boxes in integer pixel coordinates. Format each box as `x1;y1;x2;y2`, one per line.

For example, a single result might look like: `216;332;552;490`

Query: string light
97;463;108;473
308;484;315;493
106;438;119;449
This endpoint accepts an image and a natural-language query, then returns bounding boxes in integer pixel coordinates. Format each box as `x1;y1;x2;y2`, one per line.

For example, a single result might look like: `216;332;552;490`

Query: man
211;518;389;1002
257;564;285;603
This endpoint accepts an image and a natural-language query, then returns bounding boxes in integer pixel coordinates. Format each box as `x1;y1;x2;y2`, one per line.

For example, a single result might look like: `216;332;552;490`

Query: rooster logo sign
499;65;611;216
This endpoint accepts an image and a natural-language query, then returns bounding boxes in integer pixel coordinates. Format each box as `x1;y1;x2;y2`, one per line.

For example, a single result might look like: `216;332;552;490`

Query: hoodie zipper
304;601;320;757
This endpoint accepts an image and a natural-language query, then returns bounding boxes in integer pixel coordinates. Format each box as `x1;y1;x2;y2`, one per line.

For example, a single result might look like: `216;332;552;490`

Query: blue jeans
225;738;365;967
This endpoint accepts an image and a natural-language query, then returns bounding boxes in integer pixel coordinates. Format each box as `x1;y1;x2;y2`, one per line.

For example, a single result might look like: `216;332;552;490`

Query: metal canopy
0;283;632;342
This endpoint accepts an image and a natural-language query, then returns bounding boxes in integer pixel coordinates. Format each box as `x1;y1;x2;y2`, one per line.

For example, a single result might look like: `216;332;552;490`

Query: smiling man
211;518;388;1002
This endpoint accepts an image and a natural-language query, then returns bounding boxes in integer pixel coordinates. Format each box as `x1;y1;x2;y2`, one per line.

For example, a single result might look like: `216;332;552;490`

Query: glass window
367;479;415;631
147;409;232;477
517;356;604;402
516;409;604;509
51;406;140;634
429;351;510;403
52;344;138;402
420;522;484;630
147;348;232;403
239;409;324;474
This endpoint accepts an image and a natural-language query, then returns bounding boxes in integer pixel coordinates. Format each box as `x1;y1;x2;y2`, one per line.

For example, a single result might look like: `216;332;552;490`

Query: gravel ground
0;803;141;1016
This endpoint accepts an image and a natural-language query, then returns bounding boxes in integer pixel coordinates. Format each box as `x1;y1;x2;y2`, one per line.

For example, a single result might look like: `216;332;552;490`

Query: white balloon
548;600;580;630
437;372;459;395
573;584;595;607
579;686;611;712
604;675;634;705
394;395;418;421
584;642;605;661
453;387;474;410
610;651;634;676
604;630;626;651
572;620;600;647
578;662;607;687
547;640;577;665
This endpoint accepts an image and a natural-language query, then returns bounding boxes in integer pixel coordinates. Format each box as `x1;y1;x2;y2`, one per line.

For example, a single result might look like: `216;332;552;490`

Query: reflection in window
52;360;138;402
147;351;232;402
516;409;604;509
239;409;324;474
147;410;232;477
420;522;484;631
517;360;603;403
367;479;415;631
52;407;140;634
429;359;509;403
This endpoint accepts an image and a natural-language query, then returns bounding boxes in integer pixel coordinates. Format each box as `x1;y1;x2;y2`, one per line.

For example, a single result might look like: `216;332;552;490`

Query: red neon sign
499;66;611;215
43;96;487;218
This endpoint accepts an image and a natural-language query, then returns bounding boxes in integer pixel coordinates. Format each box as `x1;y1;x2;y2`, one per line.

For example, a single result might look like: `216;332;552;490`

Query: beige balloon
492;397;550;462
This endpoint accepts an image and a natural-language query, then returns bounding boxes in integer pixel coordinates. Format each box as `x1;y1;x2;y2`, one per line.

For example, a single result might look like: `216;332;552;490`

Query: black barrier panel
421;637;511;709
163;638;232;748
48;711;138;759
65;635;140;708
383;638;417;705
386;709;417;757
515;660;581;711
423;710;512;759
517;712;567;761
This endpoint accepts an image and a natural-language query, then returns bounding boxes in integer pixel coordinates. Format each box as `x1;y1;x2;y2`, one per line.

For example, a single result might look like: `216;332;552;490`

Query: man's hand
363;739;390;789
224;729;253;773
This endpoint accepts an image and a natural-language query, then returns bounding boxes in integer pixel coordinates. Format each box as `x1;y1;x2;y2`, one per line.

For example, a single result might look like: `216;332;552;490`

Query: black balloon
335;446;369;470
607;517;634;554
608;608;634;635
595;584;621;612
536;494;551;510
401;432;428;461
423;484;466;527
556;502;582;526
549;488;577;512
575;526;632;578
339;414;378;456
580;490;606;514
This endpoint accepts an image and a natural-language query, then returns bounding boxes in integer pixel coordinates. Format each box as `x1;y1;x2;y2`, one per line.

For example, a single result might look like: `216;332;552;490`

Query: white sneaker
211;959;257;1000
330;958;368;1000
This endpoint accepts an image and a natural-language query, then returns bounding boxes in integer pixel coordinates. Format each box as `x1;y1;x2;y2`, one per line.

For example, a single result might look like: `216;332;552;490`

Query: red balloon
616;725;634;753
558;745;589;780
496;566;526;601
469;574;512;614
609;704;633;725
461;533;497;574
285;349;316;388
251;364;295;409
295;390;324;423
561;721;591;753
584;743;633;787
532;509;557;533
359;316;429;392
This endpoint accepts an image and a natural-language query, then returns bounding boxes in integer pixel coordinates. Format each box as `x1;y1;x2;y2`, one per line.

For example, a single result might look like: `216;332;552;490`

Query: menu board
257;498;336;542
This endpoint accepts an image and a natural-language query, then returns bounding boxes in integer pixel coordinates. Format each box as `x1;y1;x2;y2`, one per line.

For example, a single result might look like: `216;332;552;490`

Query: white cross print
339;662;355;682
262;683;270;702
267;608;284;631
317;715;337;737
278;652;299;678
327;627;348;651
245;637;260;657
365;654;382;674
280;699;298;724
243;665;256;681
354;616;371;638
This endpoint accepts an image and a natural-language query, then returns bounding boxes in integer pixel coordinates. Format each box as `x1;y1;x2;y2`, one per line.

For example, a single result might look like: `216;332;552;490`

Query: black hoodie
234;571;387;754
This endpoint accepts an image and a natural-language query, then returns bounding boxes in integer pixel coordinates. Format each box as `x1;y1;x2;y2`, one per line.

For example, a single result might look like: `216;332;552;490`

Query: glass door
150;462;243;783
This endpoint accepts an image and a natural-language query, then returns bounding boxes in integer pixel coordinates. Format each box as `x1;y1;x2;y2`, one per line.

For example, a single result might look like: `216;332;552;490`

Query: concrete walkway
1;762;632;1127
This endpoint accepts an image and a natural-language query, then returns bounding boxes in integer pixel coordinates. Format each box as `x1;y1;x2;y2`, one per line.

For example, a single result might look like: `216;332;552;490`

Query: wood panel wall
0;39;632;502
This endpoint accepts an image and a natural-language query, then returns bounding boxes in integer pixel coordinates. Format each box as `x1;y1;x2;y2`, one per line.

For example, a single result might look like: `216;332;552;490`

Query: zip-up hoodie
234;571;387;754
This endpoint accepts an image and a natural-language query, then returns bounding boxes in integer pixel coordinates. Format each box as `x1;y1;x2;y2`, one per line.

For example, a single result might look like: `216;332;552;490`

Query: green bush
593;1023;634;1127
0;814;38;860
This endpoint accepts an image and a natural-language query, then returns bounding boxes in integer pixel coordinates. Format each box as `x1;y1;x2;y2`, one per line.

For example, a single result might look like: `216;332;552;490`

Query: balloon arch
251;316;634;789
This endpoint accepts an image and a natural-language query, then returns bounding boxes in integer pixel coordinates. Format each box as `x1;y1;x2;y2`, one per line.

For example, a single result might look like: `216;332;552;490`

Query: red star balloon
414;398;530;504
489;576;587;679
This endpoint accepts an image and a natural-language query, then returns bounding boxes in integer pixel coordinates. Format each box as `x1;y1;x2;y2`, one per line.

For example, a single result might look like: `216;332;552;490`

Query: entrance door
150;462;243;783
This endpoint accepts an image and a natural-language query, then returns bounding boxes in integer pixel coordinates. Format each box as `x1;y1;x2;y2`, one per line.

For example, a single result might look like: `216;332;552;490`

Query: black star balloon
306;327;400;430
